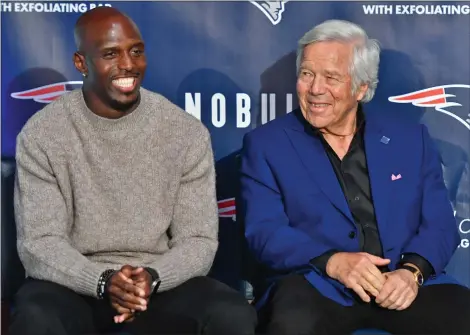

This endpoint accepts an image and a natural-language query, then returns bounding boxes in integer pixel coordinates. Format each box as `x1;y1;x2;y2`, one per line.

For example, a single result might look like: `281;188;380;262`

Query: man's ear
356;83;368;101
73;52;88;77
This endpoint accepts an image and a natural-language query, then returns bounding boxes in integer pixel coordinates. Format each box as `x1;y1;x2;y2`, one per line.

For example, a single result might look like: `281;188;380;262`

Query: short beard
109;93;141;113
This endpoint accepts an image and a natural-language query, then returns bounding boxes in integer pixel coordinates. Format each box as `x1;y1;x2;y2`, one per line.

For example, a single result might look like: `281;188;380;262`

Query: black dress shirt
303;106;434;281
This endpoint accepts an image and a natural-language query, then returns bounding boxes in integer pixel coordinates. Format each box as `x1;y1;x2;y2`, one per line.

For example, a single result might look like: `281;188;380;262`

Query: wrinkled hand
375;269;418;310
326;252;390;302
111;266;153;324
107;265;147;323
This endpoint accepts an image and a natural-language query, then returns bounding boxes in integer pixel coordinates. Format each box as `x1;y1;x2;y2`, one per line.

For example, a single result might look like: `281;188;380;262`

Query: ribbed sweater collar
76;88;149;131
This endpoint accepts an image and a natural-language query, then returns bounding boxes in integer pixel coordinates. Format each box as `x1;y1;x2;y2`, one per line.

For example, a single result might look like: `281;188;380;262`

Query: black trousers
9;276;257;335
257;274;470;335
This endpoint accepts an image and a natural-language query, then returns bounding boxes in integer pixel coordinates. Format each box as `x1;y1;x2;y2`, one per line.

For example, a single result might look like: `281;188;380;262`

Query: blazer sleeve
400;124;460;275
239;132;335;272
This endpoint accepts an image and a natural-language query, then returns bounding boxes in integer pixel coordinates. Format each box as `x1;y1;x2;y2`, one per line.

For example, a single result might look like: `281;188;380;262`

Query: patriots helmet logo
10;81;83;104
250;1;289;25
388;84;470;131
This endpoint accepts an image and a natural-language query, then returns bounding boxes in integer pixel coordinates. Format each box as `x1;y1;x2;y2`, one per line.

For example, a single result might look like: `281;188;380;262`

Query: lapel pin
391;174;402;181
380;136;390;144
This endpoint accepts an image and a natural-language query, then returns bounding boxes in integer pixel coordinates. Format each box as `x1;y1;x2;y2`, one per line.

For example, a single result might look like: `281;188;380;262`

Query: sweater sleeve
14;132;110;297
148;128;219;292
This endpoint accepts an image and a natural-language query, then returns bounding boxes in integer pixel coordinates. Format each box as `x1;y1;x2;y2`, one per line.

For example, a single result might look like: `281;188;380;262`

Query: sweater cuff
76;264;113;298
148;259;181;292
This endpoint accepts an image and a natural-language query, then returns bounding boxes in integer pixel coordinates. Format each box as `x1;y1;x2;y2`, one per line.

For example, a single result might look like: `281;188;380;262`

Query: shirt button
348;231;356;239
354;196;360;201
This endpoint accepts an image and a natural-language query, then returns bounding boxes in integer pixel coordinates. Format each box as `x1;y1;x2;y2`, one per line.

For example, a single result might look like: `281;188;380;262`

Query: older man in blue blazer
240;19;470;335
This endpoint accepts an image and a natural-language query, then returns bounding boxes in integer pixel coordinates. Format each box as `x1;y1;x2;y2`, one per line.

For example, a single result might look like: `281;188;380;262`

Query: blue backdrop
2;1;469;295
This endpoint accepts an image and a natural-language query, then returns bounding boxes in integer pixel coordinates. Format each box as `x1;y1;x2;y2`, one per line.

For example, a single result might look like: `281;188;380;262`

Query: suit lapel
284;123;355;225
364;118;392;235
284;109;394;231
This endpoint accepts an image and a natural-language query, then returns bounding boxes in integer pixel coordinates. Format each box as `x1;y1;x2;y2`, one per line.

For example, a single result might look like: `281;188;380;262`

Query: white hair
296;20;381;103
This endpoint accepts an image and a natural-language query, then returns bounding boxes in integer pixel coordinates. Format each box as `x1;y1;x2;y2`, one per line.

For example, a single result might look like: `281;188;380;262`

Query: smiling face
74;10;146;114
296;41;368;130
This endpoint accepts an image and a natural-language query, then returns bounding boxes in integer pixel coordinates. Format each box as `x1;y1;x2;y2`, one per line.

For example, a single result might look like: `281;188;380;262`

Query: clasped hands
106;265;153;323
326;252;419;310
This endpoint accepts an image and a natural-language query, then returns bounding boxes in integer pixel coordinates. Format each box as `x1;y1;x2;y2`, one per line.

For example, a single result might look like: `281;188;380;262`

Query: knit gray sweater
14;88;219;298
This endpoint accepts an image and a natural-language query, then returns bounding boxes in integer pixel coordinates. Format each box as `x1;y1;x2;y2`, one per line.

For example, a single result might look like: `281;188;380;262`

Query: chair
1;158;25;333
1;159;25;298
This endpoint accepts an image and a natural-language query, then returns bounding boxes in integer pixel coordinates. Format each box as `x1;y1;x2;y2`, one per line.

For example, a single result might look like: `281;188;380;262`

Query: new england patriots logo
10;81;83;104
250;1;288;25
389;84;470;131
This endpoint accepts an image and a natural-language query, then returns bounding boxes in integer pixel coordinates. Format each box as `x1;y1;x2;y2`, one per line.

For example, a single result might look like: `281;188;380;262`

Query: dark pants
258;274;470;335
9;276;257;335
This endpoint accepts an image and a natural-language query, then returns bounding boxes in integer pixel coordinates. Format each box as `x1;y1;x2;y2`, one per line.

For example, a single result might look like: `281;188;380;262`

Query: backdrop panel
2;1;469;294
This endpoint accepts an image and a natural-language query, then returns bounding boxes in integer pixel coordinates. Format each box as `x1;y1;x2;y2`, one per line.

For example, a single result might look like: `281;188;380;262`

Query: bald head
72;7;147;116
74;7;141;52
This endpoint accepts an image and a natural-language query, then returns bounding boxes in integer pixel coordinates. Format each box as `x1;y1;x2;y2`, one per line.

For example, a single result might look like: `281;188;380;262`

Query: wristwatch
401;264;424;286
145;267;161;295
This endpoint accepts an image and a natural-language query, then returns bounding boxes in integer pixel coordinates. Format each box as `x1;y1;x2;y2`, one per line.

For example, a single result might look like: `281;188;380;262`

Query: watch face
150;279;161;294
417;274;424;286
150;281;157;290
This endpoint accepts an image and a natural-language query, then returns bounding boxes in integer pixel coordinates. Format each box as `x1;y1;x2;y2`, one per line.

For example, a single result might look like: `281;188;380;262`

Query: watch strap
145;267;159;281
401;264;424;286
145;267;161;294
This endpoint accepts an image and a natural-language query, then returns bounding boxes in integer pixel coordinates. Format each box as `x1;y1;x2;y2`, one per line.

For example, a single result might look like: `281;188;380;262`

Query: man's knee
259;276;334;335
445;300;470;334
9;280;94;335
426;306;470;335
197;280;257;334
13;302;49;323
206;299;257;334
10;300;95;335
405;284;470;335
10;302;61;334
263;308;327;335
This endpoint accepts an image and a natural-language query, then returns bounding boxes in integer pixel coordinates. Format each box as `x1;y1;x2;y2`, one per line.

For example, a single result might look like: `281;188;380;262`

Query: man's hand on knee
107;265;148;318
109;265;155;323
375;269;418;310
326;252;390;302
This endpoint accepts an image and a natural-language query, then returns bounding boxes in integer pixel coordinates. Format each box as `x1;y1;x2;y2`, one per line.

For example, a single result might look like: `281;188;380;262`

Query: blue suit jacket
239;108;461;307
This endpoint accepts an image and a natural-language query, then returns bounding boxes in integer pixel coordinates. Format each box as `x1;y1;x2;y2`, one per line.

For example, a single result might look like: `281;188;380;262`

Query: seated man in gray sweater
9;7;257;335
